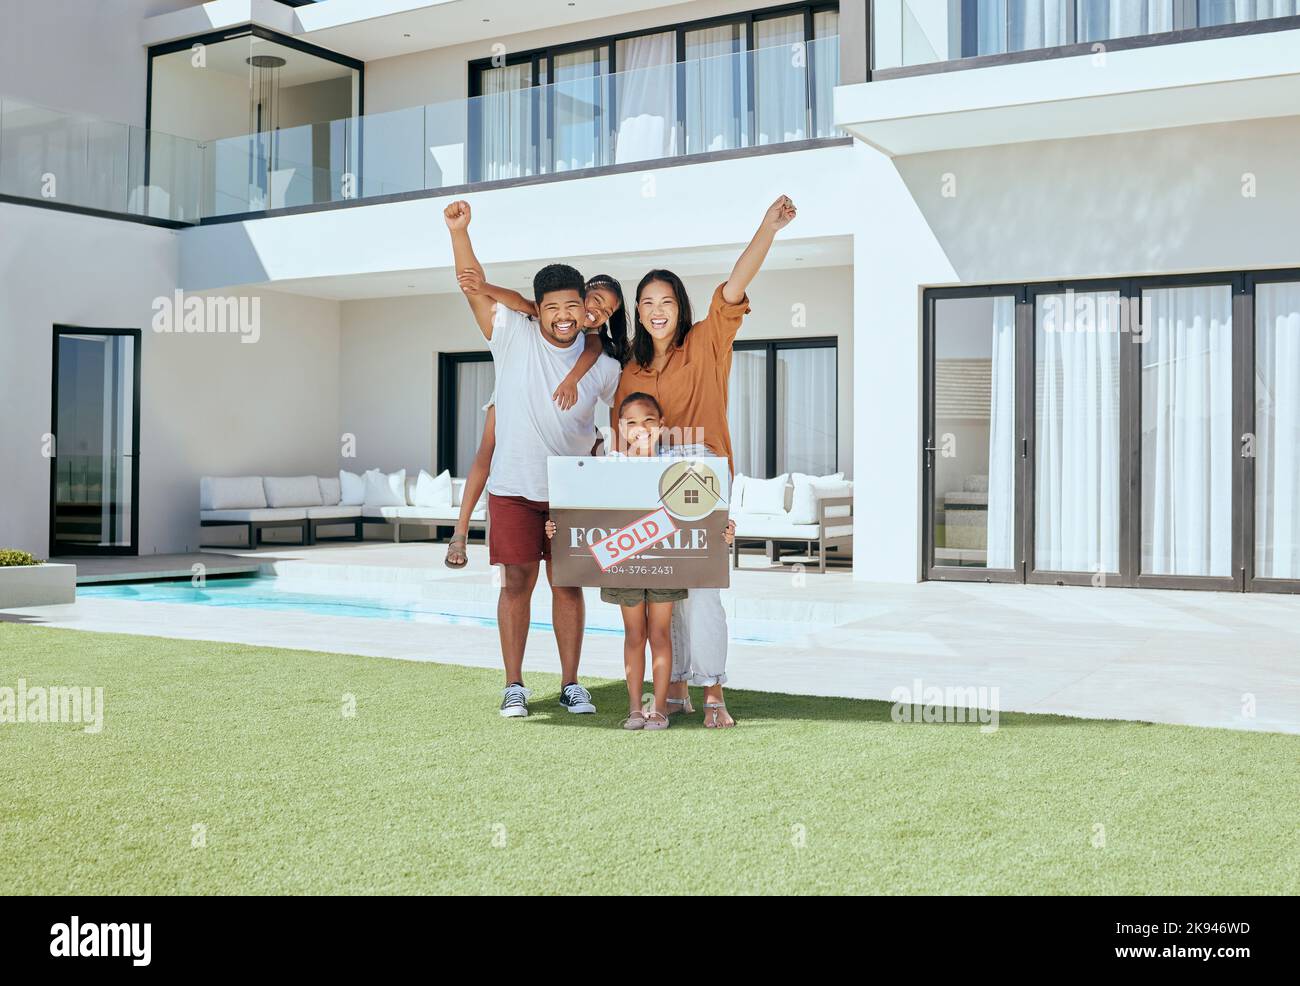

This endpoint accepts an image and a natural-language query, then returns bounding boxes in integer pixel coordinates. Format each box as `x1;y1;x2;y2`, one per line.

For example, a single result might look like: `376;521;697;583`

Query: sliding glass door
925;292;1020;578
50;328;140;556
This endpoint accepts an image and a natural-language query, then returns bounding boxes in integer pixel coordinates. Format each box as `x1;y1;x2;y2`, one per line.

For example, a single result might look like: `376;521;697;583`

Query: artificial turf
1;623;1296;895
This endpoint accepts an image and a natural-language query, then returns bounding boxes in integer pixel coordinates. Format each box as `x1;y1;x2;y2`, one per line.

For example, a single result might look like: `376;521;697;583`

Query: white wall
336;266;854;481
0;203;342;557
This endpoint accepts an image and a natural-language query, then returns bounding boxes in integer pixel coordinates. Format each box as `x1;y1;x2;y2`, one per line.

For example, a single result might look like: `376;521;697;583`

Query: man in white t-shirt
445;199;621;720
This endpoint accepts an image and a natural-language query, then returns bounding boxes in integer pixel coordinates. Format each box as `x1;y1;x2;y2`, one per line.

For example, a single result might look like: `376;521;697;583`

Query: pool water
78;576;799;644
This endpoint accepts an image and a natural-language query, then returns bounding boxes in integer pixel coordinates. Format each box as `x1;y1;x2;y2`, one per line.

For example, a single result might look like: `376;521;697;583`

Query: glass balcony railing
0;96;204;223
873;1;1299;72
203;35;841;217
1;37;840;223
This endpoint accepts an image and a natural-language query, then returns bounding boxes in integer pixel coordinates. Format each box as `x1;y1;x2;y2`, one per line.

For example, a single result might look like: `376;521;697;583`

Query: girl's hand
763;194;796;231
552;379;579;410
544;519;557;540
723;519;736;545
457;268;485;296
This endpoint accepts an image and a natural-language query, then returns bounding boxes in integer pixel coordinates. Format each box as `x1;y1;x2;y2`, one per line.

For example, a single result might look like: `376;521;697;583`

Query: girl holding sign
547;392;734;731
612;195;797;728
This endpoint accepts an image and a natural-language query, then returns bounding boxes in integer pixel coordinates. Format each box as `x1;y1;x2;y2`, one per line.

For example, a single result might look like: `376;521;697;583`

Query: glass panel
754;14;808;145
1199;0;1299;26
1010;0;1070;50
812;14;841;136
54;333;136;551
1034;291;1121;574
1077;1;1174;42
614;32;676;163
932;297;1017;569
1254;282;1300;579
552;46;609;171
685;22;749;154
728;349;768;477
1140;285;1234;577
473;60;536;182
455;361;496;478
776;346;838;476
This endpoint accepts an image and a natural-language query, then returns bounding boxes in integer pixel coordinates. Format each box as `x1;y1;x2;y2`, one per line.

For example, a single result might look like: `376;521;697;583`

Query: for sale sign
547;456;731;589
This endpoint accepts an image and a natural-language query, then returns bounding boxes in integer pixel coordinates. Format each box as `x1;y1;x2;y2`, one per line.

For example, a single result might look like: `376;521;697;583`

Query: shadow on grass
518;678;1111;731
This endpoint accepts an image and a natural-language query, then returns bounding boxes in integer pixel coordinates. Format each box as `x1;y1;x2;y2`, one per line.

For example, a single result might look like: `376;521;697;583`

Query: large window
925;271;1300;594
728;338;838;479
469;3;840;180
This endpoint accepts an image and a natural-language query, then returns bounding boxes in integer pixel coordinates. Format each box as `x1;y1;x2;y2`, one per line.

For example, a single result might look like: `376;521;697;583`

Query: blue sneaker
559;682;596;715
499;683;530;718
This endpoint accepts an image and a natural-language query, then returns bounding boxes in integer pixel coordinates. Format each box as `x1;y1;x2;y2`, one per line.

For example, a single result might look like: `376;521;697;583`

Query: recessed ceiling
153;36;354;87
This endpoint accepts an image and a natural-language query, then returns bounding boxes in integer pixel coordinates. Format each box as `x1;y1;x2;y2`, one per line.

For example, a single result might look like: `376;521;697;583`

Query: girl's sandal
703;703;735;729
643;710;670;731
444;533;469;569
666;696;694;716
622;711;647;730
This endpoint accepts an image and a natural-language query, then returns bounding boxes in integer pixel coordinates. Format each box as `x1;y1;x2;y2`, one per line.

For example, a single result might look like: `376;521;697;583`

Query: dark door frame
435;351;493;477
49;326;142;558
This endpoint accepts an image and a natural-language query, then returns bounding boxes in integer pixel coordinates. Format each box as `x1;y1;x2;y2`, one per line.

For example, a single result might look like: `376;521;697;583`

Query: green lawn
1;623;1296;895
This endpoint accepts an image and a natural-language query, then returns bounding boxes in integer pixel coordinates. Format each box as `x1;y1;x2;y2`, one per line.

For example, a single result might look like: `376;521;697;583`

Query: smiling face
538;289;585;347
618;400;664;456
583;285;620;330
637;279;680;344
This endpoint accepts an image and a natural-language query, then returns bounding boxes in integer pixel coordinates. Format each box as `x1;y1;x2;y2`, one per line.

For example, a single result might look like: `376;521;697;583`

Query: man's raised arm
444;200;495;338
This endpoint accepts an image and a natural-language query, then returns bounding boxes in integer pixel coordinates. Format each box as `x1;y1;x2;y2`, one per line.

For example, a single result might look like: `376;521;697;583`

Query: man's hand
444;199;471;231
457;268;485;296
763;195;796;232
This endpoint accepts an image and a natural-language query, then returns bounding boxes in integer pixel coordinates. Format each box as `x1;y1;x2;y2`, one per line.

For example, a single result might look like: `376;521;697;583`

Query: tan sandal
444;533;469;569
666;695;694;716
703;702;735;729
643;710;670;731
622;710;647;730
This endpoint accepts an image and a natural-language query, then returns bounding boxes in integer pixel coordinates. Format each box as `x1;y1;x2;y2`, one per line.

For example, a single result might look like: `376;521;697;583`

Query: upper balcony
0;35;843;226
838;2;1300;154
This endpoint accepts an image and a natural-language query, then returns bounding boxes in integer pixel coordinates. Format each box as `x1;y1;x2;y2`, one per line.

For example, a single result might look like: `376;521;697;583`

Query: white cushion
741;474;790;516
201;507;306;522
339;470;366;506
201;476;267;511
306;505;361;519
413;469;453;508
362;505;403;520
363;468;406;507
730;474;749;512
264;475;323;508
318;476;342;506
451;477;486;509
788;473;849;525
734;516;820;540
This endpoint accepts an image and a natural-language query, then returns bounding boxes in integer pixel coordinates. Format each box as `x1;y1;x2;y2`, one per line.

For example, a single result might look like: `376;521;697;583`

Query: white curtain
614;32;676;163
728;350;768;478
1141;286;1233;577
986;297;1017;569
1202;0;1300;24
685;24;747;154
1010;1;1068;50
455;361;496;477
1034;292;1121;573
1078;1;1173;41
477;62;533;181
754;14;807;145
1255;283;1300;579
777;347;837;476
812;10;840;137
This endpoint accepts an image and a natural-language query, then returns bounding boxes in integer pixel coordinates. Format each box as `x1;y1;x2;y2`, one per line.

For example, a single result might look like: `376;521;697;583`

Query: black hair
618;391;663;417
631;269;694;369
584;274;630;367
533;263;584;306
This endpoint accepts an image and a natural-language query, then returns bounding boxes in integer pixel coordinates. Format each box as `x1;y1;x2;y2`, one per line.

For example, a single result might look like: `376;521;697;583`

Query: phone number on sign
605;564;675;576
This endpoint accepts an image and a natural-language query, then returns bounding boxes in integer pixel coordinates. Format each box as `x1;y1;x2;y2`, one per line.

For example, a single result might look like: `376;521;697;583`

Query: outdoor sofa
729;472;853;573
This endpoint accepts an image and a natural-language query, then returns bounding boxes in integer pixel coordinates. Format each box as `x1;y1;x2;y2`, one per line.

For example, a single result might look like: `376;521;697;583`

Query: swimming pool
78;576;799;644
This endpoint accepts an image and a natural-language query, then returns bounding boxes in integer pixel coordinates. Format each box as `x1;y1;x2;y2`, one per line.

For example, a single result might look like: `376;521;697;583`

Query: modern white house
2;0;1299;597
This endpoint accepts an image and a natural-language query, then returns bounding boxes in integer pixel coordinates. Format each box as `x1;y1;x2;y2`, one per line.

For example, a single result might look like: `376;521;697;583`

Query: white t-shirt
486;303;621;502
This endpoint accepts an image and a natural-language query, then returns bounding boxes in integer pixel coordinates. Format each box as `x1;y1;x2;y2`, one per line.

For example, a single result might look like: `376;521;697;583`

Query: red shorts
488;493;551;566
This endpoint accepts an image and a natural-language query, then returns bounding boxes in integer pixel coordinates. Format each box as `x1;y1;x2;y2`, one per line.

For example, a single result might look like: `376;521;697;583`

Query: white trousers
669;587;728;686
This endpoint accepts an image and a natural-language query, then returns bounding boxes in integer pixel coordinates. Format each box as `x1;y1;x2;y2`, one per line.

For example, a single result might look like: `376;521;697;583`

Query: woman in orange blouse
612;195;797;728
